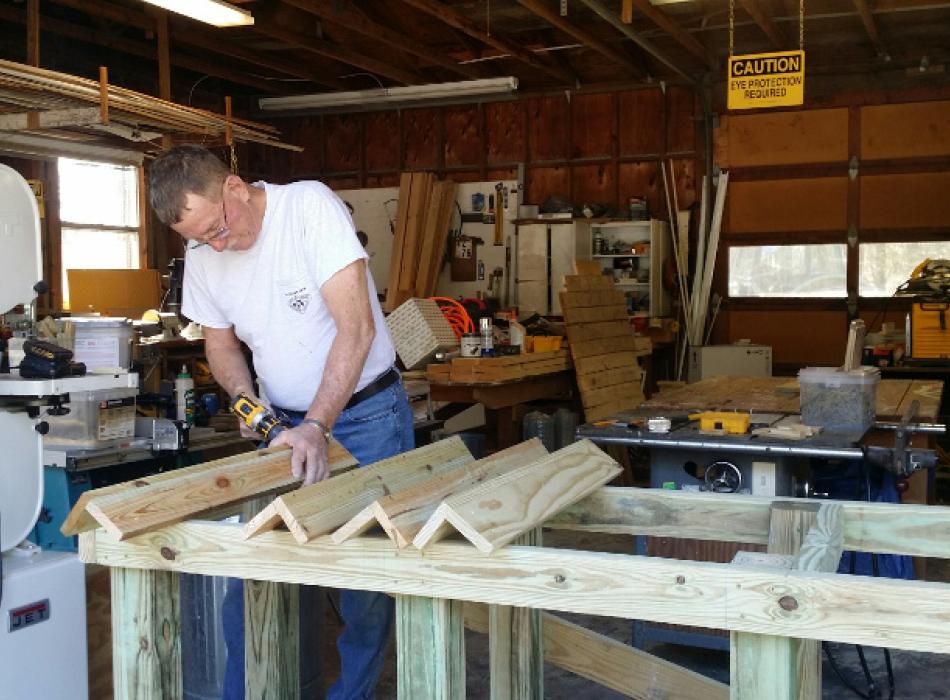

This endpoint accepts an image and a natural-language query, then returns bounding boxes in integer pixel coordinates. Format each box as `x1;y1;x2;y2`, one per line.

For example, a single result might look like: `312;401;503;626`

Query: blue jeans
223;380;415;700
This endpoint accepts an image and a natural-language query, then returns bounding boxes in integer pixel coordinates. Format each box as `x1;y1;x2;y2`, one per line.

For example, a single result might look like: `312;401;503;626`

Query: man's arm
270;259;376;484
203;326;255;398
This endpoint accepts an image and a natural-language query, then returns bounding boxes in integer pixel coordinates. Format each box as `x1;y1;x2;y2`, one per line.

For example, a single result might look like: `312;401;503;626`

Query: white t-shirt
182;180;395;411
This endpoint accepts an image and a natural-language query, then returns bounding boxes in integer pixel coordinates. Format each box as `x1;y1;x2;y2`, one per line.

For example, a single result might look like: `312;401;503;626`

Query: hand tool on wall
230;392;289;443
493;182;505;245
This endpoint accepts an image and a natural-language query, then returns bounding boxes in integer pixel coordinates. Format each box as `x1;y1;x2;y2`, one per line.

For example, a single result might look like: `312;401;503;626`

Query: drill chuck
230;392;287;442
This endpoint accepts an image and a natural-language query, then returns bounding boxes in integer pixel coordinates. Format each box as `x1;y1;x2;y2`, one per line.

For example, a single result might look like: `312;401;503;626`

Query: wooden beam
413;440;621;552
331;438;549;547
85;523;950;654
243;437;474;543
398;0;576;84
396;595;466;698
111;567;182;699
26;0;39;67
628;0;715;68
67;442;357;540
465;603;728;700
576;0;697;81
254;23;423;85
0;106;101;130
737;0;786;49
516;0;645;77
283;0;480;79
546;487;950;559
851;0;889;58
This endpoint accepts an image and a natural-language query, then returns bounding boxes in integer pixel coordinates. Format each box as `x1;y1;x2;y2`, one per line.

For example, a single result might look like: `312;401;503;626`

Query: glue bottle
175;364;195;426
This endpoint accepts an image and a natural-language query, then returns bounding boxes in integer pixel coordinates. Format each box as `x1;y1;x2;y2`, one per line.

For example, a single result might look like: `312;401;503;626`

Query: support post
730;501;822;700
396;594;466;699
111;567;182;699
488;528;544;699
243;496;301;699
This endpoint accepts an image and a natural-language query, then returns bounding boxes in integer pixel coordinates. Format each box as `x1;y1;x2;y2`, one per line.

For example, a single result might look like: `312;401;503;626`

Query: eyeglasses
187;198;229;250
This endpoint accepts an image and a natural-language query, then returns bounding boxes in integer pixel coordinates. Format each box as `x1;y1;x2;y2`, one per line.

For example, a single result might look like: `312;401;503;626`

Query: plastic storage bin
44;386;137;449
799;366;880;434
67;317;133;370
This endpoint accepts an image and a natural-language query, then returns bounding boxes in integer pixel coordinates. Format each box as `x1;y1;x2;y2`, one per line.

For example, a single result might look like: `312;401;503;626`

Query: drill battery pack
19;340;86;379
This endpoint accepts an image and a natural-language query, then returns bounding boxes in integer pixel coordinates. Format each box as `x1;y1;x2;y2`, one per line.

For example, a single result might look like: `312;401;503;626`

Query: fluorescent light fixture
259;77;519;113
141;0;254;27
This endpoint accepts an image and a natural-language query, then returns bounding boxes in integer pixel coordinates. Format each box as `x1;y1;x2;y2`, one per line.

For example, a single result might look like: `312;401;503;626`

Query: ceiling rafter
851;0;889;59
397;0;577;85
516;0;646;78
575;0;696;83
737;0;786;49
626;0;716;69
281;0;481;79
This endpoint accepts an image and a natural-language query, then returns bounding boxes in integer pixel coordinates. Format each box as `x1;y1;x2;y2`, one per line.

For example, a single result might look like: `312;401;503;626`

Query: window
728;244;848;298
58;158;140;309
859;241;950;297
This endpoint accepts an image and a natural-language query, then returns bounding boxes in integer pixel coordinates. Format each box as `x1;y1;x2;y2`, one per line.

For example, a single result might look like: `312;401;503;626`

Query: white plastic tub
67;317;133;370
44;386;137;449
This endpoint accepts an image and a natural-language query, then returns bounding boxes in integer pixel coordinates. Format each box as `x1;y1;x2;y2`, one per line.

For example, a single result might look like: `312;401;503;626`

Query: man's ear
223;173;245;198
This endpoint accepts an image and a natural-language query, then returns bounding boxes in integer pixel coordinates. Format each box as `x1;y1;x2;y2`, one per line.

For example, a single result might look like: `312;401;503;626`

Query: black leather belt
346;367;399;410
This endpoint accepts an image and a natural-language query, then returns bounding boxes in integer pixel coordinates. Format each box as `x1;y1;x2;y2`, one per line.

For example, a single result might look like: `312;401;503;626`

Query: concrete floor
326;529;949;699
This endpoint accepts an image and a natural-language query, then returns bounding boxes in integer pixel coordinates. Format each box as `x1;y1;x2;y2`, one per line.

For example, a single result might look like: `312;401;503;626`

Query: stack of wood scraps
560;274;647;421
425;349;572;384
384;171;458;311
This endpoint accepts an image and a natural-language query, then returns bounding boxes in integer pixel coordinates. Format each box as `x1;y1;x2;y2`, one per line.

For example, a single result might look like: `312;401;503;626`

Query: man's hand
269;423;330;485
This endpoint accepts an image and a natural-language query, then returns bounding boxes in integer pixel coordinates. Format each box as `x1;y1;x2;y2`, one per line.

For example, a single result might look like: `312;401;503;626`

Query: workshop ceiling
0;0;948;111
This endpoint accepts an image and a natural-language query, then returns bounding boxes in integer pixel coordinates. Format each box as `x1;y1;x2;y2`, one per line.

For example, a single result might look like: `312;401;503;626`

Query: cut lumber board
464;603;728;700
560;305;628;324
566;320;634;344
243;437;474;544
413;439;621;553
577;366;641;393
415;179;457;298
331;439;549;547
583;398;640;422
569;335;639;360
560;290;626;309
66;441;357;541
384;172;414;312
581;381;644;410
573;351;640;376
564;274;614;292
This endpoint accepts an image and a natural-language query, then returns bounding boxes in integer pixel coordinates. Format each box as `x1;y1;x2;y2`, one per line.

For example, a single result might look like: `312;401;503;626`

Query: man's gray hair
148;145;231;225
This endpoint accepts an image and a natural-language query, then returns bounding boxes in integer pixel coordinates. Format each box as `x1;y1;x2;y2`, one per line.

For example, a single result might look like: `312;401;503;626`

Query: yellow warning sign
727;50;804;110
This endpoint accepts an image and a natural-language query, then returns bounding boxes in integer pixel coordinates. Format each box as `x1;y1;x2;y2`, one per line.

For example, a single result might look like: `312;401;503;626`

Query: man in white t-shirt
149;145;413;700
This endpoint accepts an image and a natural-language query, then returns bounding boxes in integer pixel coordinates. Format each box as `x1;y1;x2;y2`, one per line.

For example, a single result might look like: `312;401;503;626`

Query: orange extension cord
430;296;474;340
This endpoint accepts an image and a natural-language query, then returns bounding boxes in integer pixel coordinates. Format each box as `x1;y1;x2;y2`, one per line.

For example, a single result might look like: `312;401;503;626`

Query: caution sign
728;50;804;110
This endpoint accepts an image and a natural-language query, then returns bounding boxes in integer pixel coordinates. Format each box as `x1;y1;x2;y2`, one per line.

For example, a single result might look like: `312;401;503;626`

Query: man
148;145;413;699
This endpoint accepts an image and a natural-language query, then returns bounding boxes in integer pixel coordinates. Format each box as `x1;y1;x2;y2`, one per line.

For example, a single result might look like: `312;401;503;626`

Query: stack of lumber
67;437;620;556
560;274;647;421
426;349;572;384
385;172;458;311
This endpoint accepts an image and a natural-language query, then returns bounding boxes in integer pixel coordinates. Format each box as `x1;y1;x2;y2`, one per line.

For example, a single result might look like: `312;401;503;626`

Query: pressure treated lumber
464;603;728;700
413;440;621;553
84;523;950;654
547;486;950;559
396;595;465;699
65;441;356;540
331;439;548;547
243;437;473;543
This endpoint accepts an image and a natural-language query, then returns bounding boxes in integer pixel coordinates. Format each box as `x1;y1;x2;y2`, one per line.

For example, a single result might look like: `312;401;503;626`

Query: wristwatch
301;418;331;442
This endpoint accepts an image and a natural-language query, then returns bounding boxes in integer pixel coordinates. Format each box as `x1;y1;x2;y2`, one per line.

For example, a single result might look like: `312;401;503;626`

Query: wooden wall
243;86;699;215
714;98;950;371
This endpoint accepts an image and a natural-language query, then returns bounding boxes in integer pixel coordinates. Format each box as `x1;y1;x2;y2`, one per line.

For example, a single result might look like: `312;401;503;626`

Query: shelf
592;254;648;258
591;220;651;229
615;281;650;287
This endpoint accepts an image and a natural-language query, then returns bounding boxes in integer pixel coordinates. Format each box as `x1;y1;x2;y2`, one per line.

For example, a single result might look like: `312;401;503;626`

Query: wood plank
566;320;633;344
560;289;626;309
331;439;549;547
570;334;639;359
564;274;614;292
561;304;628;324
385;172;413;311
65;442;356;539
86;523;950;654
580;381;644;410
396;595;465;699
398;171;434;298
415;179;455;298
585;399;638;422
573;351;640;376
111;567;181;700
577;366;641;392
413;440;621;553
465;603;728;700
243;437;474;543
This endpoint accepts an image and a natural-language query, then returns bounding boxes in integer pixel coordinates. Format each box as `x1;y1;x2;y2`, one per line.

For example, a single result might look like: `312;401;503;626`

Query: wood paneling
572;163;615;208
527;166;570;207
860;172;950;229
444;105;481;167
402;108;440;170
486;101;525;164
728;177;849;233
716;109;849;167
485;167;518;182
666;86;696;154
726;309;848;366
527;96;570;162
323;175;360;190
618;161;664;216
619;89;663;156
861;101;950;160
365;173;399;188
364;111;400;172
324;115;360;173
571;92;614;159
288;116;323;174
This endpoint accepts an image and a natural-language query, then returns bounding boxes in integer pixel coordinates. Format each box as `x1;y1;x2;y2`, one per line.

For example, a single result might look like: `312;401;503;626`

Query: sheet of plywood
243;437;474;544
68;268;161;317
413;440;620;553
332;439;549;547
63;442;356;539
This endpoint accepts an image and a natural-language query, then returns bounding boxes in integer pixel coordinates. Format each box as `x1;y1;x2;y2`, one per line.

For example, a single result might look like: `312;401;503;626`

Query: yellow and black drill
229;392;288;443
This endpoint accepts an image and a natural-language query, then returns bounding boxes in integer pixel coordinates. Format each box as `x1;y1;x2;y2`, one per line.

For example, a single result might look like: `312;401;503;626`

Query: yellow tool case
912;302;950;359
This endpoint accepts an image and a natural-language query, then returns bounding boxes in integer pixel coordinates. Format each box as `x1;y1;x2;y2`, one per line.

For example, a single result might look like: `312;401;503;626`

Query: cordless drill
229;392;288;443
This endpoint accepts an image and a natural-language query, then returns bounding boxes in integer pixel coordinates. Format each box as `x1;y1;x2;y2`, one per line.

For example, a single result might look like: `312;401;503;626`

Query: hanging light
140;0;254;27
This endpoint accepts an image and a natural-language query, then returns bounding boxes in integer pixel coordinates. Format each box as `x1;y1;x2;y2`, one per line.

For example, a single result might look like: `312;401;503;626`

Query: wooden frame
81;486;950;699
